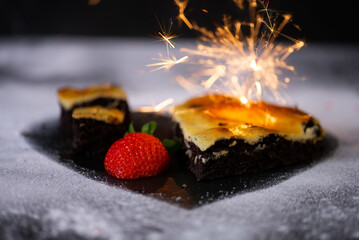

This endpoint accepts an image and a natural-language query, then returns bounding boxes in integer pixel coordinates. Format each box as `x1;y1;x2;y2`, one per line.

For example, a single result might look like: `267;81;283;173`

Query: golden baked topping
173;94;324;151
72;106;125;124
58;84;127;110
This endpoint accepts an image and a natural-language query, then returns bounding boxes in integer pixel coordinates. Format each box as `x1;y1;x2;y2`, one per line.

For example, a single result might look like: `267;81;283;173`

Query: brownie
172;94;325;181
71;106;130;167
174;123;325;181
57;84;129;133
60;98;130;132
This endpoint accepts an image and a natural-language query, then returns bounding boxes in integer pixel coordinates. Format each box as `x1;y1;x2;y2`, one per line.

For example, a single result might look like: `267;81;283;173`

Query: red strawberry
104;123;170;179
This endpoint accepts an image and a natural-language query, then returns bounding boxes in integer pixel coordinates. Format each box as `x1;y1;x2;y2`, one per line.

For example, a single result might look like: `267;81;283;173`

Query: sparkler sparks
155;20;179;56
139;98;175;112
149;0;304;103
146;55;188;72
147;19;189;72
158;32;176;49
174;0;193;29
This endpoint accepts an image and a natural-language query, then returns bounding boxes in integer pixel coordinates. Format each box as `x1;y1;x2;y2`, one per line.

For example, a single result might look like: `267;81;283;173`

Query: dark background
0;0;357;43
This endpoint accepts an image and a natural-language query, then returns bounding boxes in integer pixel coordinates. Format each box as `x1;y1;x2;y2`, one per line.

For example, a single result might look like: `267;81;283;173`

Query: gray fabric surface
0;38;359;240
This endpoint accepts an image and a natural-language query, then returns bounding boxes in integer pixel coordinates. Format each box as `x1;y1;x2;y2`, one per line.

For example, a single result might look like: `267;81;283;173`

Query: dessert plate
23;112;336;209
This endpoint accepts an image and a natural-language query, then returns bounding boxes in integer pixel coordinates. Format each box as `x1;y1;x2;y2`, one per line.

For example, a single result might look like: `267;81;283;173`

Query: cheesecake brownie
71;106;129;161
172;95;325;181
57;84;130;132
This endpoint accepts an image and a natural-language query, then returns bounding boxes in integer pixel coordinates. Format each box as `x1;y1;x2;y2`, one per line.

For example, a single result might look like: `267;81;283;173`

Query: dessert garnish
105;121;178;179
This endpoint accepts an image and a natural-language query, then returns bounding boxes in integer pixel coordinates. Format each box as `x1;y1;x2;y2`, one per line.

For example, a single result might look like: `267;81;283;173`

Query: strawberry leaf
162;139;180;154
141;121;157;135
124;122;136;136
129;122;136;133
148;121;157;135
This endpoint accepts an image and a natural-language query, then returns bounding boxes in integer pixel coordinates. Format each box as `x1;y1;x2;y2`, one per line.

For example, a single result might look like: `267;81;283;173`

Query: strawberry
104;121;172;179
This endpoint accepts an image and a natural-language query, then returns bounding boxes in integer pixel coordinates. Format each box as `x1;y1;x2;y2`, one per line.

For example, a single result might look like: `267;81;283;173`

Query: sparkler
139;98;175;112
147;20;189;72
174;0;193;29
154;20;179;56
146;55;188;72
148;0;304;103
158;32;176;49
